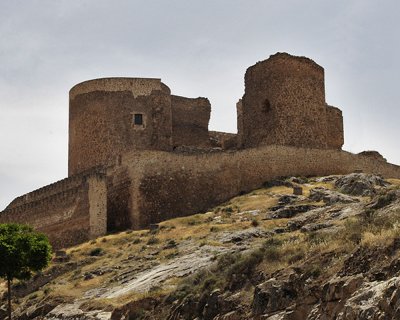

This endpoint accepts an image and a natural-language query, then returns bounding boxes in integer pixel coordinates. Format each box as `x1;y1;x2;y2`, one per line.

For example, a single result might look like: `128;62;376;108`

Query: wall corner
87;173;107;239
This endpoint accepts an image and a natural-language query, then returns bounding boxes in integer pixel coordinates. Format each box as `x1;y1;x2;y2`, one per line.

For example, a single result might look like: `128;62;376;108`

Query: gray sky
1;0;400;210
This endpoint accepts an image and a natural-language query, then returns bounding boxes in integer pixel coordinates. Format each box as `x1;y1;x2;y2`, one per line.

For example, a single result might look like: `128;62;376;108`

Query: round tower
68;78;172;176
239;52;328;149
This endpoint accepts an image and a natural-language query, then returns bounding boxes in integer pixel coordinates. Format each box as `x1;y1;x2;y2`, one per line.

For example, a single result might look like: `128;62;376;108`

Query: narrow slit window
134;113;143;125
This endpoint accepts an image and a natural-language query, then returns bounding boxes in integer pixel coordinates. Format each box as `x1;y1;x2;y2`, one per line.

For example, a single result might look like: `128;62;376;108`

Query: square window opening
134;114;143;125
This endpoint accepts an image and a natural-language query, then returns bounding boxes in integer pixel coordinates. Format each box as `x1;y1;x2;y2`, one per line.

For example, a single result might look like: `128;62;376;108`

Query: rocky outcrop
309;187;358;205
5;173;400;320
335;173;388;196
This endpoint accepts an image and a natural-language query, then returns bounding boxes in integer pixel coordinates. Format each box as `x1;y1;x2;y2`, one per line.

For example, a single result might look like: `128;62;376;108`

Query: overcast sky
1;0;399;210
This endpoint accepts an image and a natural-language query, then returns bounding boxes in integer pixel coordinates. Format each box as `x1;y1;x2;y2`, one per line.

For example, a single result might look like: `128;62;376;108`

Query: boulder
253;278;298;315
309;187;358;205
336;276;400;320
270;205;317;219
335;173;388;196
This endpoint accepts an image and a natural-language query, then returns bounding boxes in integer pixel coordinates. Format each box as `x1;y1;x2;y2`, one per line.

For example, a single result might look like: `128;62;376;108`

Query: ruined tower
68;78;173;176
237;53;344;150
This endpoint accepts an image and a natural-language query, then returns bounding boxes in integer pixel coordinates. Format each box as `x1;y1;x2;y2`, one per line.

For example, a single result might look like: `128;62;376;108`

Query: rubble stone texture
238;53;343;149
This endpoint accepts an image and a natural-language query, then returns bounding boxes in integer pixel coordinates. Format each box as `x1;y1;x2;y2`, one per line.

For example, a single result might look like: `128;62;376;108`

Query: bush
304;264;322;279
147;237;160;245
264;237;283;247
251;218;259;227
263;237;283;262
287;251;305;264
164;239;177;249
343;219;363;245
89;247;103;256
221;207;234;214
187;218;202;226
371;191;397;209
307;232;331;246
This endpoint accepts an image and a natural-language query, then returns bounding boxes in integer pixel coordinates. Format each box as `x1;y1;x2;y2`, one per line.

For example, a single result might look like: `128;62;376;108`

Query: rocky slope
2;173;400;319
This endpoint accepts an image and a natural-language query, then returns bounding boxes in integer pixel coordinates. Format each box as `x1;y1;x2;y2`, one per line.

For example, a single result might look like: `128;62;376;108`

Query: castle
1;53;399;249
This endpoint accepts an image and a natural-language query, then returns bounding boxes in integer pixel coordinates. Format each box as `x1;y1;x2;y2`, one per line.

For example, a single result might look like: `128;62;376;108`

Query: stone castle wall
326;105;344;149
239;53;343;150
2;52;394;249
171;95;211;147
116;146;400;229
0;169;107;249
68;78;173;176
209;131;237;149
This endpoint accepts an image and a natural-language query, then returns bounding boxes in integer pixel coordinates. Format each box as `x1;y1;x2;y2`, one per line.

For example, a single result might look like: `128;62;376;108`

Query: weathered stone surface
219;228;271;244
44;302;112;320
270;205;317;219
238;52;341;150
335;173;388;196
309;187;358;204
337;277;400;320
253;278;298;315
172;95;211;148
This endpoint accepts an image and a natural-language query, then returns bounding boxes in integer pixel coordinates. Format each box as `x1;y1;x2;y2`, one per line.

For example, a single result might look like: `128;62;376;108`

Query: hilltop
2;173;400;319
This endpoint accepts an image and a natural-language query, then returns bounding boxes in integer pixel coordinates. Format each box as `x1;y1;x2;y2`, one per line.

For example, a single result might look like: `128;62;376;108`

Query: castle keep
1;53;399;249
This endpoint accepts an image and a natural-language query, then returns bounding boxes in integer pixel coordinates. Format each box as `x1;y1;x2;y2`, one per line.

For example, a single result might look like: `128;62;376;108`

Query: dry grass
387;178;400;186
361;225;400;248
14;175;400;312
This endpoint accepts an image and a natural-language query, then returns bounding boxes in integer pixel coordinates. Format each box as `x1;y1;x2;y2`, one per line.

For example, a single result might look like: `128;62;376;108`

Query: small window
133;113;143;125
263;99;271;113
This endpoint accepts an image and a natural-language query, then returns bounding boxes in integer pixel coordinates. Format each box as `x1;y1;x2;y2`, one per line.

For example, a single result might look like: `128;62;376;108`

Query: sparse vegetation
251;218;259;227
147;237;160;245
89;247;103;256
5;175;400;319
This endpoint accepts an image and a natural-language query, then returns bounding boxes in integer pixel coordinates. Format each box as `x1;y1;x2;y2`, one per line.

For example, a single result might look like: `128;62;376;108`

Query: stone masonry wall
209;131;237;149
326;105;344;149
0;170;107;249
69;78;173;176
117;146;400;229
240;53;335;149
171;95;211;147
106;167;133;232
236;99;244;148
